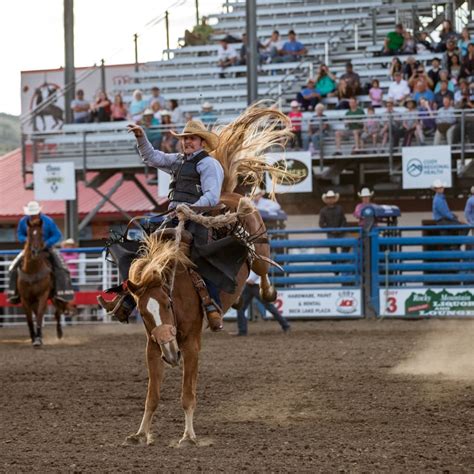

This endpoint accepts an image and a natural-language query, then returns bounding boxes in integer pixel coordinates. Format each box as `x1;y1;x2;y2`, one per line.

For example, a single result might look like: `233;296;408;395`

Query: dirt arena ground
0;319;473;472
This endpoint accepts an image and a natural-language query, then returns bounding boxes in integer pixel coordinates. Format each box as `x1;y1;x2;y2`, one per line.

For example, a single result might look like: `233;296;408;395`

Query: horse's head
127;232;194;368
128;281;181;367
26;217;44;258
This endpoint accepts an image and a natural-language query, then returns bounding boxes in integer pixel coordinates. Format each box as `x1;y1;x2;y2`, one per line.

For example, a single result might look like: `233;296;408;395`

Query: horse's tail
211;103;294;195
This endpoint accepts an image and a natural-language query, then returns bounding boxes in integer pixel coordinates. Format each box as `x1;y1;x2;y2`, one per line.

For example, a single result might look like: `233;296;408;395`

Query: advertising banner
265;151;312;193
379;288;474;317
402;145;452;189
34;162;76;201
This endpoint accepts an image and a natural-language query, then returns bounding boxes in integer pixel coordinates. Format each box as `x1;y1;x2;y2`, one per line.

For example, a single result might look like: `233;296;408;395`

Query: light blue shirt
464;195;474;224
433;192;456;221
136;135;224;208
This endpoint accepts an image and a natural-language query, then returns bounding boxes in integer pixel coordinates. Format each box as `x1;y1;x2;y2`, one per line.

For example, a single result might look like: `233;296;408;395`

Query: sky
0;0;222;116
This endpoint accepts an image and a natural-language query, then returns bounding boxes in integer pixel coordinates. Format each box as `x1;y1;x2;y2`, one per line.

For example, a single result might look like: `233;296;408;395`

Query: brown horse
18;218;65;347
122;193;274;446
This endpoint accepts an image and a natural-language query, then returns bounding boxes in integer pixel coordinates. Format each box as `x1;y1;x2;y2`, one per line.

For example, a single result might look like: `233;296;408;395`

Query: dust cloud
392;322;474;380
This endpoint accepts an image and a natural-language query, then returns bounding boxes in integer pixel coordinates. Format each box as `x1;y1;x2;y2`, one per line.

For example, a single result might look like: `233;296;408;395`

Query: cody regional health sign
379;288;474;317
402;145;452;189
34;162;76;201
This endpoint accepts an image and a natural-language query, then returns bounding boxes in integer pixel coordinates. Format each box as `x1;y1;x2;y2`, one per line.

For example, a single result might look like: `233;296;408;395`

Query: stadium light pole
246;0;258;105
195;0;200;25
64;0;79;242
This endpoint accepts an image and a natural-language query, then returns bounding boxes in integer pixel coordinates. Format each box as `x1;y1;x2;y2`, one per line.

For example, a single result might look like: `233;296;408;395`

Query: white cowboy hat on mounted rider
322;190;340;203
171;120;219;152
23;201;42;216
358;187;374;198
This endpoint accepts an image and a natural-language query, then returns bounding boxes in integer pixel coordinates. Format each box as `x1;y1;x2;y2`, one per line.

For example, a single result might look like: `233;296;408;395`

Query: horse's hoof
179;436;197;447
124;432;148;446
32;337;43;348
260;286;277;303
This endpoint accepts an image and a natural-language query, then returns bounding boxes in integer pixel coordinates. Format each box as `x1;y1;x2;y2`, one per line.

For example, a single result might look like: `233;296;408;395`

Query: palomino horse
122;193;274;446
18;218;66;346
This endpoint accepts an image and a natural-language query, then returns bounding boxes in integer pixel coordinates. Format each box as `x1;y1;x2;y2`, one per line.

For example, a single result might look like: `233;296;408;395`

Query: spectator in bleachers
149;87;166;109
402;31;416;55
402;56;418;80
334;97;365;155
416;31;434;54
434;96;457;145
458;27;474;57
383;24;405;55
413;79;435;105
353;188;374;226
442;39;461;70
464;185;474;226
434;80;455;109
363;106;381;150
381;99;405;148
150;99;162;121
129;89;148;123
217;39;238;78
408;64;434;91
184;16;213;47
387;71;410;105
335;78;355;110
142;108;162;148
340;62;361;94
315;64;337;97
90;91;111;123
262;30;284;63
462;43;474;78
436;20;459;53
168;99;184;125
159;111;177;152
111;93;127;121
428;57;442;87
275;30;307;62
296;78;320;111
308;103;329;153
449;53;462;82
251;188;283;217
239;32;265;66
199;102;217;125
434;70;455;93
402;98;422;146
71;89;90;124
369;79;383;108
319;190;348;254
417;97;436;141
432;179;464;226
288;100;303;150
388;57;403;79
455;79;471;106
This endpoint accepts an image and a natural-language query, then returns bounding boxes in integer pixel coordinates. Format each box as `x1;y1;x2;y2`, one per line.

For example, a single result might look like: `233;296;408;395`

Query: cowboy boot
97;294;136;324
205;304;223;332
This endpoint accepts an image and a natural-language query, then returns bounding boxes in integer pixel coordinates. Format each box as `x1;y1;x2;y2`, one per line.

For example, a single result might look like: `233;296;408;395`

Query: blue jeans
237;284;290;335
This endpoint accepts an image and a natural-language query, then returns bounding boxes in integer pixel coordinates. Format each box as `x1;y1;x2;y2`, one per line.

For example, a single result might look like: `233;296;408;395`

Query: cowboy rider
8;201;75;304
108;120;225;331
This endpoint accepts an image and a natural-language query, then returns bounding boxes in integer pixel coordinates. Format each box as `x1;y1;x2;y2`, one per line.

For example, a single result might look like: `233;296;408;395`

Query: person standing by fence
319;190;347;254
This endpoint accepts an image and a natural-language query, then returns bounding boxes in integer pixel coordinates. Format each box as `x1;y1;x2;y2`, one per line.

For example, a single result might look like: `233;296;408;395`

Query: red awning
0;148;166;222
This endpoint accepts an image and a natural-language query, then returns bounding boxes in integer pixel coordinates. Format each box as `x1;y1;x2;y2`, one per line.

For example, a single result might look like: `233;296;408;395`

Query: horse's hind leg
126;337;164;446
252;258;277;303
179;339;199;446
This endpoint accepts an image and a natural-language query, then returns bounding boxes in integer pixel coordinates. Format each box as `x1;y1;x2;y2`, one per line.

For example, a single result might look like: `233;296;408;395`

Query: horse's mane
129;233;194;290
210;103;293;194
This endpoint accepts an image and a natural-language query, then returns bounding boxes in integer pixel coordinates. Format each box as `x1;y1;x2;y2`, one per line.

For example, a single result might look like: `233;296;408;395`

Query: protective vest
168;151;208;204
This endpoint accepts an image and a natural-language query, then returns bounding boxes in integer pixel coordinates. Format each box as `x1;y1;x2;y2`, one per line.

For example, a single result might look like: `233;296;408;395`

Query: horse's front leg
179;339;199;446
126;336;164;446
252;258;277;302
23;303;35;343
32;293;49;347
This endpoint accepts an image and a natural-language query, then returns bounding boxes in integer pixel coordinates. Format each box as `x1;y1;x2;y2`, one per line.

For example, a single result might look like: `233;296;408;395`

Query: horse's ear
127;280;139;294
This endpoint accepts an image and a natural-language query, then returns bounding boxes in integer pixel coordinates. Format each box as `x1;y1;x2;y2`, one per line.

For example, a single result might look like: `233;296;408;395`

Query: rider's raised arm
136;134;178;171
17;217;28;244
193;158;224;207
42;216;63;248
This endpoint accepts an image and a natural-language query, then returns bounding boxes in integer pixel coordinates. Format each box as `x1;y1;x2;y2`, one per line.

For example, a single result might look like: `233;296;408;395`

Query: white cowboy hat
290;100;299;107
201;101;213;110
24;201;42;216
358;187;374;198
143;108;154;116
432;179;447;189
171;120;219;152
322;190;340;203
62;238;76;245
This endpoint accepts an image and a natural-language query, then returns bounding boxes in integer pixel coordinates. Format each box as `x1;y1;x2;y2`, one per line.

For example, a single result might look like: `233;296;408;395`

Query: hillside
0;113;20;155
